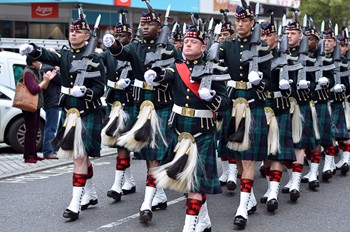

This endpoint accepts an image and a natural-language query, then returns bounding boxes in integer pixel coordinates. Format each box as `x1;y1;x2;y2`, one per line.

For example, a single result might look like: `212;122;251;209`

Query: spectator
22;56;56;163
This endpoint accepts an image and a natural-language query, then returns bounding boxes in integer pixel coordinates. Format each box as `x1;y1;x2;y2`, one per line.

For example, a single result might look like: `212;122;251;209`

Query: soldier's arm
202;80;229;112
108;40;134;62
28;44;61;67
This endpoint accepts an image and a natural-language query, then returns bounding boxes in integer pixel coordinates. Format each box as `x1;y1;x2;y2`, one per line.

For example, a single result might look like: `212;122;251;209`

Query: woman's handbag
12;77;38;112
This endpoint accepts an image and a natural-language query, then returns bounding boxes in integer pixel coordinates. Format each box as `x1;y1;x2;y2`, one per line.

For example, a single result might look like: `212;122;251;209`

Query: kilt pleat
294;103;316;149
315;102;334;146
331;102;349;141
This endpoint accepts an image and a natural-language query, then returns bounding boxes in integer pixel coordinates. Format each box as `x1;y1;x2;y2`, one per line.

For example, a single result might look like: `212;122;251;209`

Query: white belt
134;79;154;90
61;86;72;95
227;80;252;89
107;80;123;89
172;104;214;118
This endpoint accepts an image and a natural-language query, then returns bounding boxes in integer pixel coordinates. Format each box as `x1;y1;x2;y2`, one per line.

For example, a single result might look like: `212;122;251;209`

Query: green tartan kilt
268;112;296;162
132;91;172;161
315;102;334;146
294;103;316;149
60;109;102;157
330;102;349;141
218;106;268;161
166;116;222;194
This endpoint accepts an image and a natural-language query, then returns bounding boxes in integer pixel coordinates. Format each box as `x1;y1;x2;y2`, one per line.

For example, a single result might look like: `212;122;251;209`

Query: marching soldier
219;1;272;228
145;24;228;232
282;14;317;201
102;1;179;223
302;20;334;189
260;14;296;212
99;10;137;203
20;9;105;220
219;9;235;43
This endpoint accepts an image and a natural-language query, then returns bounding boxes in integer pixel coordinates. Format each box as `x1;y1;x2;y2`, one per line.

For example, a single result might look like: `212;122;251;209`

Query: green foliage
299;0;349;29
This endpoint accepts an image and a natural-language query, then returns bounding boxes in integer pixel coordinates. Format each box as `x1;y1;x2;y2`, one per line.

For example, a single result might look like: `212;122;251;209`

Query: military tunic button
186;89;190;92
70;75;74;78
240;52;243;55
240;66;243;70
76;49;80;53
148;47;151;49
240;73;243;77
70;82;73;85
72;55;76;58
189;68;193;71
240;45;244;48
186;96;190;99
185;103;189;107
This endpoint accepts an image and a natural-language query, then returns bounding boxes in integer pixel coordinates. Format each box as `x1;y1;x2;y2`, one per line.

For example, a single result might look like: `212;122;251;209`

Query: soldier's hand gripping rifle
144;4;174;68
315;20;335;91
70;4;101;86
295;14;319;91
190;23;231;91
241;3;273;72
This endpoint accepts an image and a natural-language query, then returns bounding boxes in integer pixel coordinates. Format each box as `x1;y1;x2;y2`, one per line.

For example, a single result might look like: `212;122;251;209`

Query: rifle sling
176;63;201;99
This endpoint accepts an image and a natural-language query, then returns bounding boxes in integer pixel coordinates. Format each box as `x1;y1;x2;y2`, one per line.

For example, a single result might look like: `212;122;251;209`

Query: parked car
0;51;26;89
0;84;46;152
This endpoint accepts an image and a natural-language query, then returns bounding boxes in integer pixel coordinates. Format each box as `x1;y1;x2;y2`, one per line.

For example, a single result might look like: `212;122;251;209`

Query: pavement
0;144;116;180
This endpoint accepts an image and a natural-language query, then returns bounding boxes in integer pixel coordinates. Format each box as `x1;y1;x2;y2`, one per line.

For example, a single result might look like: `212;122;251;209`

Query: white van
0;51;26;89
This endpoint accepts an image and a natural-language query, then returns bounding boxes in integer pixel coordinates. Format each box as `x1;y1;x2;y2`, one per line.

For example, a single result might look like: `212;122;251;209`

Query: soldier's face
261;32;278;50
286;30;301;47
307;36;319;52
114;32;132;46
219;31;234;43
140;21;161;40
340;43;348;55
325;38;336;53
182;38;205;60
235;18;254;38
69;29;90;48
174;41;183;51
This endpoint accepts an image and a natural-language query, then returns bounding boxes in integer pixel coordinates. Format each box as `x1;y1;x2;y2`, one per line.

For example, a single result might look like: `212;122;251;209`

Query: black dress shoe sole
233;216;247;228
107;190;122;201
309;180;320;190
322;171;332;181
151;201;167;211
81;199;98;210
267;199;278;212
341;164;349;175
139;210;153;223
226;181;236;191
122;186;136;195
289;190;300;201
63;209;79;220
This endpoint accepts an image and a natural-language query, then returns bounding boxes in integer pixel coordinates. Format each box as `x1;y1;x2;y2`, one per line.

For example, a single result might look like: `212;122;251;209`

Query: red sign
32;3;59;18
114;0;131;7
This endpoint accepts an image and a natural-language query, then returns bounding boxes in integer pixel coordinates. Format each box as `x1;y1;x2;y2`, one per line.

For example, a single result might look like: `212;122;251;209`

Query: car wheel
8;118;44;153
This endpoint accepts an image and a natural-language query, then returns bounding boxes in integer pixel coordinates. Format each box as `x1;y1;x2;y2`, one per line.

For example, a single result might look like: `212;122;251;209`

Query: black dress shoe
260;196;268;203
107;190;122;201
309;180;320;190
322;170;332;181
203;226;212;232
267;199;278;212
247;205;257;215
63;209;79;220
139;209;153;223
301;176;309;183
281;186;290;193
226;181;236;191
81;199;98;210
151;201;167;211
259;165;266;178
122;186;136;195
289;189;300;201
233;215;247;228
341;163;349;175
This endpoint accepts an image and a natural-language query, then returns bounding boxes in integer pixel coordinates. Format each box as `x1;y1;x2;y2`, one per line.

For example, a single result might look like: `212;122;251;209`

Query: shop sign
32;3;59;18
114;0;131;7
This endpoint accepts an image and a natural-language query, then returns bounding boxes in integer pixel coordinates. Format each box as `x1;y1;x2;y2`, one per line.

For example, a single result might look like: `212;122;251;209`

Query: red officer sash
175;63;200;99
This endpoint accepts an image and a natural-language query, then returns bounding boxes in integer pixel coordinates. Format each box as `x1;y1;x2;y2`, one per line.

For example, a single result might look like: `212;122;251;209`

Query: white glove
144;69;159;86
19;44;34;56
297;80;310;89
103;34;115;48
248;71;263;85
71;85;87;97
334;84;345;93
117;78;131;89
279;79;290;90
198;88;216;101
318;77;329;86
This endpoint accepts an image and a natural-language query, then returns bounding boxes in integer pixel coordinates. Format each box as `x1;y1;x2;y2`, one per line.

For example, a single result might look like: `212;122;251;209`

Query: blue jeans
42;106;60;157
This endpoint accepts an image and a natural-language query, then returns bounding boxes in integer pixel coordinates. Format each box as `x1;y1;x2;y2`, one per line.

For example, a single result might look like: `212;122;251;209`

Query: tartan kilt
330;102;349;141
315;102;334;146
294;103;316;149
135;91;172;161
268;112;296;161
60;109;102;157
165;115;222;194
219;105;268;161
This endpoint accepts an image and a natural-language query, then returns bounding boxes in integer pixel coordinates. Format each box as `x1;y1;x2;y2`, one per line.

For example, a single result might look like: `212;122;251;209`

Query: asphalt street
1;144;350;232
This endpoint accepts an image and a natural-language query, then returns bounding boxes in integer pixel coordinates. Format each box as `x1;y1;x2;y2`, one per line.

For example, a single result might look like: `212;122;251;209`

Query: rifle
168;22;178;45
241;3;273;72
116;61;132;81
332;24;342;86
314;20;335;90
132;22;142;44
190;23;231;91
205;18;214;52
295;14;319;90
70;4;101;86
144;4;174;68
